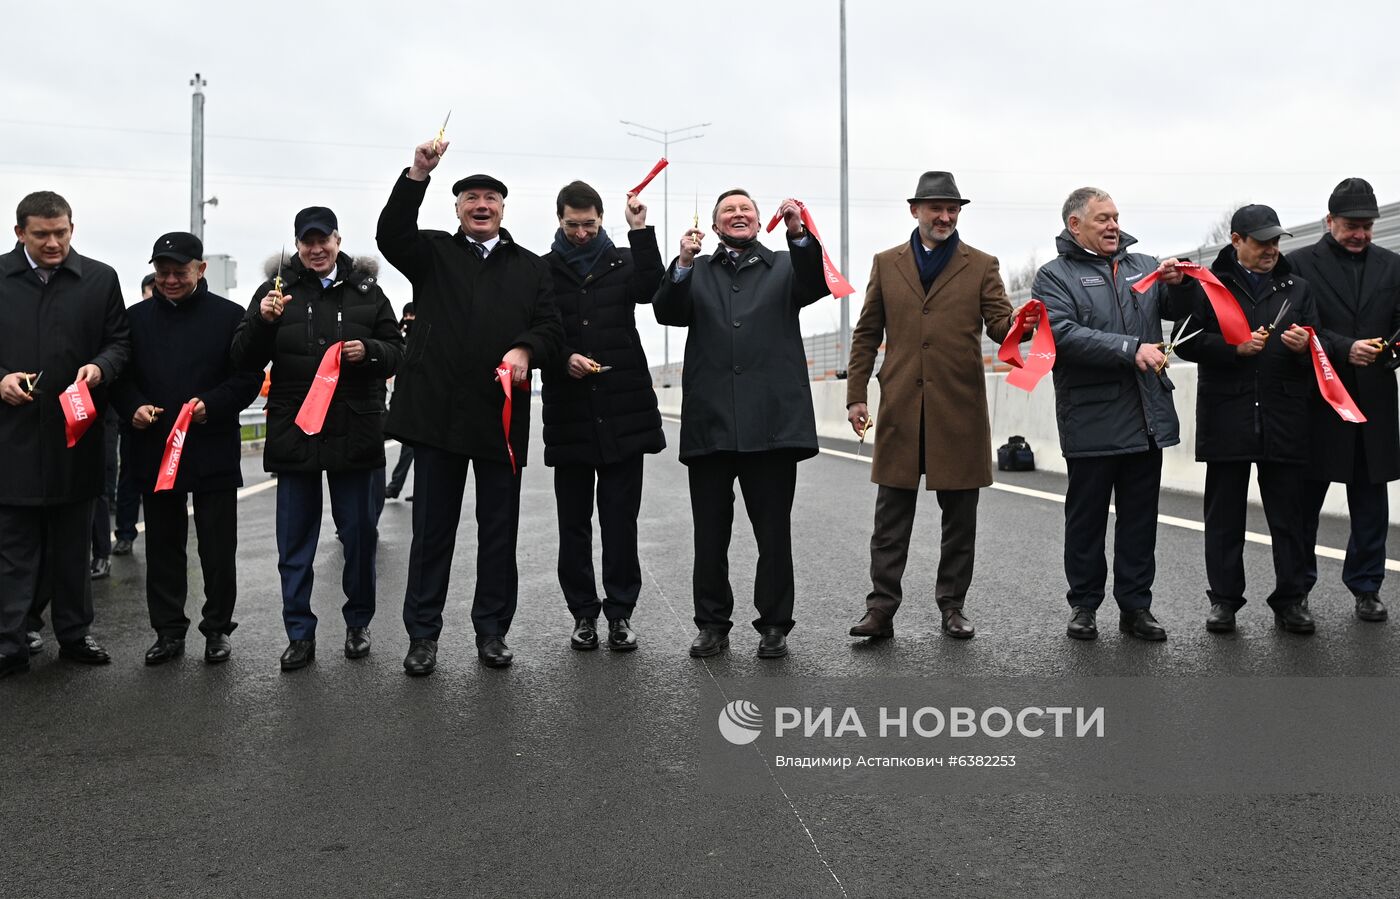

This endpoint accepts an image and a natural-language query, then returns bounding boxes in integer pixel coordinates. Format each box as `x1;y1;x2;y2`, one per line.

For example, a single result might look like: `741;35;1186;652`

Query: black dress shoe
607;618;639;652
112;538;134;556
144;635;185;666
757;626;788;659
280;639;315;671
89;557;111;580
1119;609;1167;641
570;617;599;651
25;631;43;655
59;635;111;664
1275;603;1316;634
478;636;514;668
0;653;29;678
941;608;975;639
403;638;437;676
345;626;371;659
1355;591;1388;622
689;628;729;658
1066;607;1098;640
1205;603;1236;633
205;634;232;664
849;609;893;639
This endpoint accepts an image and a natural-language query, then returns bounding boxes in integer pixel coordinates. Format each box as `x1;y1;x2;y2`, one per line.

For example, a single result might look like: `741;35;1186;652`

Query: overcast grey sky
5;0;1398;364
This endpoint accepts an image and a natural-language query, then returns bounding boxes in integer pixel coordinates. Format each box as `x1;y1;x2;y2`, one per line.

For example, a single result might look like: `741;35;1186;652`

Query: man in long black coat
1174;205;1318;634
1287;178;1400;623
231;207;403;671
376;138;563;675
654;189;829;660
540;180;665;652
114;232;262;665
0;191;128;676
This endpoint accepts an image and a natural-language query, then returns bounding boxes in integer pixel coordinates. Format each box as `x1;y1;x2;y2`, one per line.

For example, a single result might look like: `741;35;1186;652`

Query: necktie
321;277;333;289
35;267;52;284
472;242;487;259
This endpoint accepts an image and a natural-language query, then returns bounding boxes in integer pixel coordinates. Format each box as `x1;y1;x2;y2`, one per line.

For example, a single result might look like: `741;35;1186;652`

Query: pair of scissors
22;370;43;396
433;110;451;154
1156;314;1202;373
591;364;613;374
1262;299;1292;335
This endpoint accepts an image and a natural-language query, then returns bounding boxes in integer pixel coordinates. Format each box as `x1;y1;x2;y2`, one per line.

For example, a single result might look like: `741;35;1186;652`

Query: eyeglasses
563;220;599;230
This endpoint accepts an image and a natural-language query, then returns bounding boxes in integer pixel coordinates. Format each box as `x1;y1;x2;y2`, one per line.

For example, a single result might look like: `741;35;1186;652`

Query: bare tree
1202;203;1249;246
1005;251;1041;294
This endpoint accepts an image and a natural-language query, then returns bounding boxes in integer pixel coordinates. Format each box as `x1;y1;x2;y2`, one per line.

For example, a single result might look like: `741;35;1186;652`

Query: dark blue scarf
911;228;959;292
552;228;614;277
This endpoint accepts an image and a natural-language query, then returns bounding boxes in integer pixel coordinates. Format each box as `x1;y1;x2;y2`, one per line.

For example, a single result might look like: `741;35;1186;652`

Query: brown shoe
849;609;894;639
941;608;975;639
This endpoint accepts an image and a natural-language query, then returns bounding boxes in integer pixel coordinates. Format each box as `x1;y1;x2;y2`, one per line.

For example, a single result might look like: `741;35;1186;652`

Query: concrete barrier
655;367;1396;521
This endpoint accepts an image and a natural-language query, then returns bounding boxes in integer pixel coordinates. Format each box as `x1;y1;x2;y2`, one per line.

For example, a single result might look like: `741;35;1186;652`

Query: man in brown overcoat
845;172;1033;640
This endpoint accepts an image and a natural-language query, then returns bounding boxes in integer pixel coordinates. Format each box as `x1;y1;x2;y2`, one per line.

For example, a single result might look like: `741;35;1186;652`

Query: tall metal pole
190;73;207;241
838;0;850;375
621;120;709;369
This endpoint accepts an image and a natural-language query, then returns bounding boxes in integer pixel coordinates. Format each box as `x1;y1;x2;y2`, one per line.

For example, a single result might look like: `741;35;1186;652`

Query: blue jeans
275;469;379;640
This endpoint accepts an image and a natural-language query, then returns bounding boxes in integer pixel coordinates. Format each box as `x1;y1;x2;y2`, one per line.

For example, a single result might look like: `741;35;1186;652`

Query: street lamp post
620;120;710;369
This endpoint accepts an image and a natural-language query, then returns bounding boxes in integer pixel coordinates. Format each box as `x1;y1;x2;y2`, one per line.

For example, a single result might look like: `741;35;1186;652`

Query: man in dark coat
114;232;263;665
0;190;129;676
1287;177;1400;623
654;189;830;660
540;180;665;652
1174;205;1318;634
1033;187;1190;642
376;137;563;675
231;207;403;671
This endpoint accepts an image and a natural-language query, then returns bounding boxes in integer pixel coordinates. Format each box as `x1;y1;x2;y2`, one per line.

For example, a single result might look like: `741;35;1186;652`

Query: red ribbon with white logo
1302;326;1367;423
154;400;198;491
495;363;518;474
295;341;344;435
628;158;668;196
765;200;855;298
997;299;1056;391
1131;261;1251;345
58;378;96;448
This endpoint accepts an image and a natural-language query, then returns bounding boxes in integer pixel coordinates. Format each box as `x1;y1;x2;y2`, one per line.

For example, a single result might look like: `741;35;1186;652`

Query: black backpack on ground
997;435;1035;472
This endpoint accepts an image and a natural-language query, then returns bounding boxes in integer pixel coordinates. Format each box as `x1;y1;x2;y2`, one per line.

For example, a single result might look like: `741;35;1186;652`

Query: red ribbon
1131;262;1251;345
495;363;518;474
295;341;344;435
997;299;1056;392
58;378;96;448
628;157;668;196
764;200;855;298
154;400;198;492
1302;326;1367;423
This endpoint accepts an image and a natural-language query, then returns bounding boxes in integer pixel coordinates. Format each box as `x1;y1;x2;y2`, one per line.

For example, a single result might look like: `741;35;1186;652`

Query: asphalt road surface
6;417;1400;898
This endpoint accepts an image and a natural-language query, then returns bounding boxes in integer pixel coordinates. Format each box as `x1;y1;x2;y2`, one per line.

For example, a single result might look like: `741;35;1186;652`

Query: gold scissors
1262;299;1291;336
433;109;451;154
22;370;43;396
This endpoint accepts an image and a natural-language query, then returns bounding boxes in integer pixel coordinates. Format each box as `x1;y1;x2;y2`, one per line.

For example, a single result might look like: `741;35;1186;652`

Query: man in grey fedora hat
846;171;1034;641
1288;177;1400;623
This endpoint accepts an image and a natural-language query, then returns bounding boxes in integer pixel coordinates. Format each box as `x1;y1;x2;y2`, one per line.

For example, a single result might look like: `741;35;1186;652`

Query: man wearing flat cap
114;232;262;664
1173;206;1319;634
1288;177;1400;623
846;172;1031;642
232;206;404;671
376;138;562;675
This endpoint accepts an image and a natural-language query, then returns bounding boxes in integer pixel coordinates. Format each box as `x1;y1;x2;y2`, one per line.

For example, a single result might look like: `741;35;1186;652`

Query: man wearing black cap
232;206;404;671
113;232;262;664
1174;206;1318;634
0;190;129;677
376;138;562;674
847;171;1029;642
1288;178;1400;623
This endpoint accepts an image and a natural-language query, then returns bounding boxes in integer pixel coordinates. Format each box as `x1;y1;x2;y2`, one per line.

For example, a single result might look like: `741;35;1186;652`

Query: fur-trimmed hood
263;253;380;280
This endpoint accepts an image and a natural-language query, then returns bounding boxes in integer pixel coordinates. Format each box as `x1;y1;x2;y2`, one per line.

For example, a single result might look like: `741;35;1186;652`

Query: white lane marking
658;414;1392;572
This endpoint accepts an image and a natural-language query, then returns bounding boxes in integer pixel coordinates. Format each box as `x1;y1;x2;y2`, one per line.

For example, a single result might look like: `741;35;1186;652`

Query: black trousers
1063;449;1161;612
1301;434;1389;596
1202;461;1308;611
387;444;415;494
687;451;799;635
2;500;95;656
402;445;521;641
554;455;645;621
866;485;979;615
114;422;142;541
90;415;119;559
143;489;238;638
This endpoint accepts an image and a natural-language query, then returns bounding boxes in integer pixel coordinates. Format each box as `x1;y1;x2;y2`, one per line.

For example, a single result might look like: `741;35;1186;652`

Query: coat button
732;285;741;292
318;337;327;346
582;319;590;325
581;288;587;294
734;365;743;374
922;308;929;315
916;378;924;386
922;341;929;349
596;416;603;423
733;320;742;328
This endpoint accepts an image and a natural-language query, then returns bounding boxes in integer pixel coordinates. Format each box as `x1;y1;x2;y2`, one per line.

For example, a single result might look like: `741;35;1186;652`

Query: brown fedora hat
907;171;970;206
